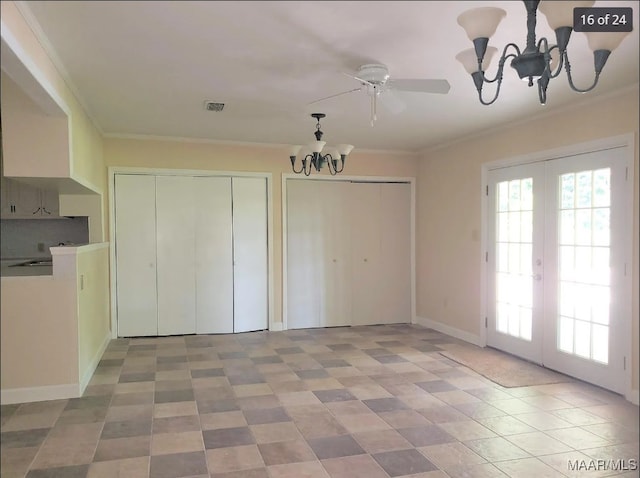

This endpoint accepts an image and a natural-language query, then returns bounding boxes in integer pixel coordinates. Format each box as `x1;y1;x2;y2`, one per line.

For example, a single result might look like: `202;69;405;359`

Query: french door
487;146;630;393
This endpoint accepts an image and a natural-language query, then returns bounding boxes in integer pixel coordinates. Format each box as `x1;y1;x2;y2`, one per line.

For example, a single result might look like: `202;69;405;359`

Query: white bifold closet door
194;177;234;334
286;180;324;329
114;174;267;337
156;176;197;335
287;179;351;329
232;177;269;333
287;179;411;329
114;174;158;337
351;182;411;325
350;182;382;326
378;183;411;323
319;180;352;327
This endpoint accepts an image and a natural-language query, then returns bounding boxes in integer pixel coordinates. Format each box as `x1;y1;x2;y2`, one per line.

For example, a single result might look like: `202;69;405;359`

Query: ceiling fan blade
387;78;451;94
342;72;374;85
308;87;362;105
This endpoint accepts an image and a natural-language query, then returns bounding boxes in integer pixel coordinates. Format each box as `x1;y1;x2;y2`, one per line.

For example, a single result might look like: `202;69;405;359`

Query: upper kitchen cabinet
39;188;60;216
1;124;60;219
0;176;12;217
0;71;70;179
1;177;39;217
0;177;60;218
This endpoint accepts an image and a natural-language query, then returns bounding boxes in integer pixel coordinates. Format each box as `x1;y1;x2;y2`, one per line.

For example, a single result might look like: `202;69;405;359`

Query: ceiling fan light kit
455;0;631;105
289;113;354;176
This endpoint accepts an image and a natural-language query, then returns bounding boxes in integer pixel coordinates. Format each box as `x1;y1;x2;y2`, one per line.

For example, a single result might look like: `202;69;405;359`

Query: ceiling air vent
204;101;225;112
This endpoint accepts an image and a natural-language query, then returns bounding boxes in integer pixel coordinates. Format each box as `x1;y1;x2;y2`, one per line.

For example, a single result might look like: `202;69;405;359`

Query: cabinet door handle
32;207;41;215
42;207;51;215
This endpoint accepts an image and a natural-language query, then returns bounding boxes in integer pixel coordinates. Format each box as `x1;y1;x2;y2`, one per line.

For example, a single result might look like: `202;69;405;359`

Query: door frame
480;133;635;401
281;174;416;331
108;167;274;338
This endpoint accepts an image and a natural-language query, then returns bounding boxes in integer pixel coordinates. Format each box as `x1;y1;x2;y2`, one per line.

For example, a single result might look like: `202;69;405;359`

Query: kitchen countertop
1;245;105;278
0;259;53;277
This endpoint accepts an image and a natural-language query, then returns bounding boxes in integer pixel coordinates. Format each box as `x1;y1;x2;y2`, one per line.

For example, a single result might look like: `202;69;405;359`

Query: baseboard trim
1;383;80;404
414;316;483;347
270;322;284;332
626;389;639;406
79;331;112;395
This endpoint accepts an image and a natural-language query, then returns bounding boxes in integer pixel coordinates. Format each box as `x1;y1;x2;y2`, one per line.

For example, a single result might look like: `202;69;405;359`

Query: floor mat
439;344;574;388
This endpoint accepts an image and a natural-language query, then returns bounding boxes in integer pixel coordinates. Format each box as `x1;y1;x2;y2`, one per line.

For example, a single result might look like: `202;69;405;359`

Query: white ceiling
16;1;640;153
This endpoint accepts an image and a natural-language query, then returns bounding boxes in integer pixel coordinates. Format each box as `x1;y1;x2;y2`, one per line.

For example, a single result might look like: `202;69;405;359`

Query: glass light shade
337;144;354;156
289;145;302;157
539;1;594;30
457;7;506;41
455;46;498;74
324;147;339;159
308;141;326;153
456;49;480;74
585;31;630;52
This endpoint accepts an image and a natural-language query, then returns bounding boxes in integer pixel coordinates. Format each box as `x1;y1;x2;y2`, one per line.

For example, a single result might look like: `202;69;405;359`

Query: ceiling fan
309;64;450;126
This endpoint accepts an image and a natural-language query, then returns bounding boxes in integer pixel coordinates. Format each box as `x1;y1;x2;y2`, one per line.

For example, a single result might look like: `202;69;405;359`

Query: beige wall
417;88;639;393
0;1;109;402
0;276;78;389
77;245;111;386
59;194;104;243
104;137;418;329
1;1;105;197
1;245;111;398
0;72;70;178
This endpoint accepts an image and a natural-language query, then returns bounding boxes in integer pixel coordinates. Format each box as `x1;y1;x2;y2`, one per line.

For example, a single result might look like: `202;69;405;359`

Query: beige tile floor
1;324;638;478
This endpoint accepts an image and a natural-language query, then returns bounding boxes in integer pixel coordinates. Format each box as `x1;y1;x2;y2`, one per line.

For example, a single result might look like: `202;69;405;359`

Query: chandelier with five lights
289;114;354;176
455;0;631;105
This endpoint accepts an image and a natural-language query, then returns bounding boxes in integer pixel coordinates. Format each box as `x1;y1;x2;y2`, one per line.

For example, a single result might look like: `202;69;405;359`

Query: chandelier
289;113;354;176
455;1;631;105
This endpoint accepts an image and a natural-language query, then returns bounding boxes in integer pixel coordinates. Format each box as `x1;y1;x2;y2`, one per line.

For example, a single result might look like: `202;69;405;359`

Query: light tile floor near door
1;325;638;478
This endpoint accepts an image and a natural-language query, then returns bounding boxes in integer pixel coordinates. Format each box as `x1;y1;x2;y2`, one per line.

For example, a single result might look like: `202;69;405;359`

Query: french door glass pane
557;168;611;364
495;178;533;341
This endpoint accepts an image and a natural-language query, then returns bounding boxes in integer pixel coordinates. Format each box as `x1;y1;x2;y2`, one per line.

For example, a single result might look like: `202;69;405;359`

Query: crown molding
103;132;419;157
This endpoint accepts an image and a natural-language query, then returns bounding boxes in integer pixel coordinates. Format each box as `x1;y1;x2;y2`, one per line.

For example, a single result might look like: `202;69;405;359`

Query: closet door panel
350;183;382;325
318;180;352;327
156;176;197;335
114;175;158;337
194;177;234;334
232;177;268;333
378;183;412;323
286;180;323;329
